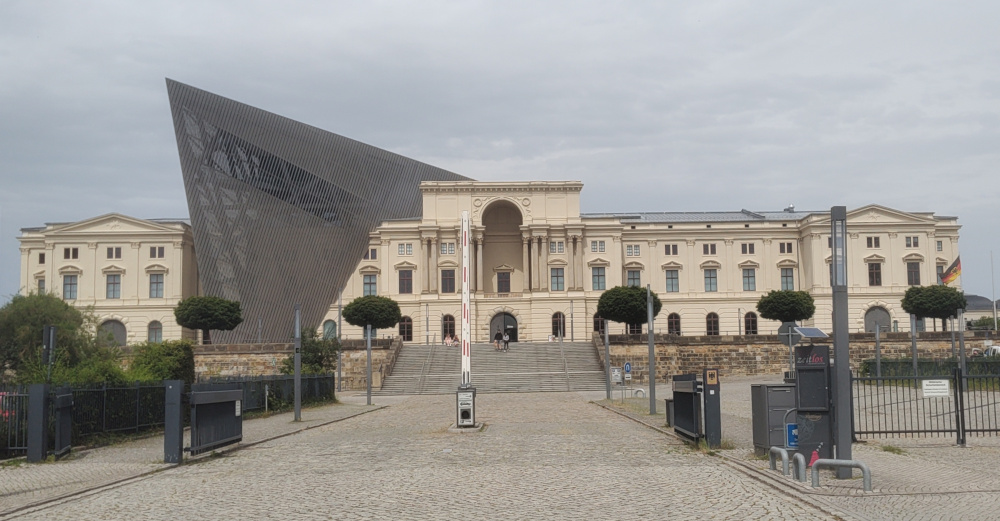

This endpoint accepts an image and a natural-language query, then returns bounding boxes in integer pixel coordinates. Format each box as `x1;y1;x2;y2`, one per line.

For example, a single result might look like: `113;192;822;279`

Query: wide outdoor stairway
376;341;607;395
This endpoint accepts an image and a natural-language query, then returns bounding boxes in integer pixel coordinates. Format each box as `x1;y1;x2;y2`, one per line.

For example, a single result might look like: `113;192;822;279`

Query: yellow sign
705;370;718;386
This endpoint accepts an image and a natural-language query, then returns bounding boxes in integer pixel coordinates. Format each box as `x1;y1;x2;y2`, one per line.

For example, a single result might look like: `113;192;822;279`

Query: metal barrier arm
810;459;872;492
791;453;807;482
769;447;790;475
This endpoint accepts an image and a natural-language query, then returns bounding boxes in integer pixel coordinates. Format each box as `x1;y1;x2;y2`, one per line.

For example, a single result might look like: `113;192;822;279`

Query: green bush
127;340;196;385
342;295;401;331
756;291;816;323
281;328;339;375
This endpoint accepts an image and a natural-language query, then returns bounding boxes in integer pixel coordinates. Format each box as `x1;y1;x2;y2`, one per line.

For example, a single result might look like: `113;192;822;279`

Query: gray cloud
2;1;999;301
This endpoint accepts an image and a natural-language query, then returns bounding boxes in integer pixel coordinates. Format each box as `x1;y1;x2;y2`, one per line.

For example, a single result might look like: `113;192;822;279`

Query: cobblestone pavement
0;401;378;517
618;376;1000;520
5;392;837;520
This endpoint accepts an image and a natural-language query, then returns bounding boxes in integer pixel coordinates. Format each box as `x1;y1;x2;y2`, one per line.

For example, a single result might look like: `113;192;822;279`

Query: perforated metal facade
166;79;468;343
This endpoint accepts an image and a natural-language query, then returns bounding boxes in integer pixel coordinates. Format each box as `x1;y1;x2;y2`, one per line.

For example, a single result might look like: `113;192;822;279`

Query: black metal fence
2;374;336;458
853;368;1000;443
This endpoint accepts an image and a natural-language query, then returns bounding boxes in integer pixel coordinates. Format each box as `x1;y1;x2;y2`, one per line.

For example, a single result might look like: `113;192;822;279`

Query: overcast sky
2;1;999;304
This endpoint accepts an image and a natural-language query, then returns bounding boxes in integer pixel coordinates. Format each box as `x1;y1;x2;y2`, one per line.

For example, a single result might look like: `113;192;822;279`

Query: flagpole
992;250;997;331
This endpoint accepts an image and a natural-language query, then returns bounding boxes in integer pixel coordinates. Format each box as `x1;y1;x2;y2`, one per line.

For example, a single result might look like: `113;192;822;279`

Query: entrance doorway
490;312;518;342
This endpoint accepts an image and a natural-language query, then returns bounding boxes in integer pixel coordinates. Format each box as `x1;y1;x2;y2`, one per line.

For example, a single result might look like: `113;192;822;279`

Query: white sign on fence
921;379;950;398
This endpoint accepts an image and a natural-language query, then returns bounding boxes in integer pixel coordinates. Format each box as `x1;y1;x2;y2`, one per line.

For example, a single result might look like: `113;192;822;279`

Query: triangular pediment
438;259;458;268
358;264;381;274
863;254;886;264
700;260;721;270
493;264;515;272
776;259;798;268
936;257;949;265
846;205;936;225
737;259;759;269
394;261;418;271
661;261;683;271
902;252;925;262
145;263;170;273
50;213;182;235
588;257;611;267
623;261;644;270
101;263;127;274
548;258;568;267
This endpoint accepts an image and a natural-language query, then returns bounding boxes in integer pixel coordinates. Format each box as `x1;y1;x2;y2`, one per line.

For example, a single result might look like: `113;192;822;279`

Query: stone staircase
375;341;607;395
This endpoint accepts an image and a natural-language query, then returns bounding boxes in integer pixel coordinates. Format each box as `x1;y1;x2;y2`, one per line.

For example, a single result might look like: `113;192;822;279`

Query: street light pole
830;206;851;478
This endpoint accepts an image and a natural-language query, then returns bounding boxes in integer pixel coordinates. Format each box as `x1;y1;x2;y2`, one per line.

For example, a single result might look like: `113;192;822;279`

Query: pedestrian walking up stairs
375;341;607;395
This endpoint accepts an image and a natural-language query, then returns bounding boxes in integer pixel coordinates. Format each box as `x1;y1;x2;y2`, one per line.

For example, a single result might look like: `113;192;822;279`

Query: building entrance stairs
376;341;606;395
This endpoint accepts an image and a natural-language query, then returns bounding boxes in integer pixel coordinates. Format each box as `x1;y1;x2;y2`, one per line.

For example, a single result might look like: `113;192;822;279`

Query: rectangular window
63;275;77;299
703;244;716;255
63;247;78;260
149;273;164;298
363;274;377;296
398;270;412;294
551;268;565;291
743;269;756;291
592;267;606;291
107;246;122;259
704;269;718;292
591;240;606;253
440;242;455;255
626;270;641;287
497;272;511;293
866;236;880;248
780;268;795;290
364;248;378;260
38;279;45;293
906;236;919;248
907;262;921;285
626;244;641;256
396;244;412;256
38;252;46;264
106;274;121;299
936;240;943;252
441;270;456;293
665;270;679;293
779;242;793;254
150;246;165;259
868;263;882;286
664;244;678;255
741;243;755;255
937;265;945;284
549;241;565;254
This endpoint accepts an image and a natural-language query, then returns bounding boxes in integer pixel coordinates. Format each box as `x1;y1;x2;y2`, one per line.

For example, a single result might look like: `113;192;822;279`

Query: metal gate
1;386;29;457
853;368;1000;444
53;386;73;459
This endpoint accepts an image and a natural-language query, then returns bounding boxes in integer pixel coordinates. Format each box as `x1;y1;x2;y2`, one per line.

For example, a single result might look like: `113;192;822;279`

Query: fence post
26;383;50;463
954;367;966;447
164;380;184;464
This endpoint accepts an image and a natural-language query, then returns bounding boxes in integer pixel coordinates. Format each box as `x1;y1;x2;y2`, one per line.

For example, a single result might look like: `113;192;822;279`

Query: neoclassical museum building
17;81;963;345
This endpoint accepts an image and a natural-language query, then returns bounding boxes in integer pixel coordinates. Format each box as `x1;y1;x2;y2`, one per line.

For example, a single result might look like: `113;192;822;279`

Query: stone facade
596;331;1000;383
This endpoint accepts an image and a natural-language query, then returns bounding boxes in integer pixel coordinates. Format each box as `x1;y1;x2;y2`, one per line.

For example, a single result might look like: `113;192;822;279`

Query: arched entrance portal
864;306;891;333
490;313;518;343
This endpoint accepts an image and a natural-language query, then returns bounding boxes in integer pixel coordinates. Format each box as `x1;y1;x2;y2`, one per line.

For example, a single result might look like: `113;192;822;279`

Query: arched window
593;315;605;335
628;323;643;335
744;312;758;335
552;312;566;337
667;313;681;335
706;313;719;336
99;320;127;346
442;315;456;339
323;320;338;340
398;316;413;342
147;321;163;343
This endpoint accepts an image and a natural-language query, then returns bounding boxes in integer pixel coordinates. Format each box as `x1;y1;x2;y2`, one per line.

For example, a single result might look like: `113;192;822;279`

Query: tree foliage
970;316;997;330
281;328;339;375
128;340;196;385
342;295;401;332
901;285;967;320
0;292;96;374
174;296;243;342
756;291;816;323
596;286;662;325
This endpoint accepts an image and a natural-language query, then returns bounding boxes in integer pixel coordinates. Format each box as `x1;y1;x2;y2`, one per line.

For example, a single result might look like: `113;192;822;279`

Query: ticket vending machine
456;386;476;428
794;344;833;460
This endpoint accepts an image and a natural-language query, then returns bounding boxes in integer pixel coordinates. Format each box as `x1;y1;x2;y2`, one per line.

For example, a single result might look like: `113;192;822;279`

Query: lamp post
830;206;851;478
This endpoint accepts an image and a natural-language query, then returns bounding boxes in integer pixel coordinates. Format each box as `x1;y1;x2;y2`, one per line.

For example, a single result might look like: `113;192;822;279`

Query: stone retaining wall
596;331;1000;383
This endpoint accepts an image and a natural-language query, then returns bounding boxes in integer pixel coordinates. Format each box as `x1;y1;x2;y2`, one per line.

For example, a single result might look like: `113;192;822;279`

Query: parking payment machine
456;386;476;427
794;344;833;460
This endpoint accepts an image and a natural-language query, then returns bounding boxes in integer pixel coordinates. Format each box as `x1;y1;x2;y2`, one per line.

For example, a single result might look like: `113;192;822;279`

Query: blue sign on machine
786;423;799;449
624;362;632;373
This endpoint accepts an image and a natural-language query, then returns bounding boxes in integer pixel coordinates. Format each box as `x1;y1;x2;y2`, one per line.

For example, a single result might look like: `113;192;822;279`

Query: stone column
430;238;439;293
567;237;576;291
540;235;549;291
522;235;531;293
531;236;540;291
476;236;484;293
421;239;429;293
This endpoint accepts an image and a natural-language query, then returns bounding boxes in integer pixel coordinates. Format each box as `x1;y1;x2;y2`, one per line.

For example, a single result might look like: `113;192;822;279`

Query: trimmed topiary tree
342;295;401;337
901;285;967;320
756;290;816;323
596;286;662;327
174;296;243;344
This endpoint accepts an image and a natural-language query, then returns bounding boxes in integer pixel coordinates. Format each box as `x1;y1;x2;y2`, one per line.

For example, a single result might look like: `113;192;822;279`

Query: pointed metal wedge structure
166;79;469;343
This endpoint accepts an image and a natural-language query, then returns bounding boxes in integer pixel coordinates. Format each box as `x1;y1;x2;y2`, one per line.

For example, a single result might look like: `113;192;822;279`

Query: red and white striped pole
461;210;471;387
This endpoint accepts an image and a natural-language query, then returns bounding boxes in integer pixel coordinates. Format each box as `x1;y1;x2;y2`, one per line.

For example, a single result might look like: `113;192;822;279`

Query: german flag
941;256;961;285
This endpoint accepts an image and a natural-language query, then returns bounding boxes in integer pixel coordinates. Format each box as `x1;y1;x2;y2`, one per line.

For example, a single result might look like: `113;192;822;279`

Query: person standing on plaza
502;331;510;352
494;328;503;351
